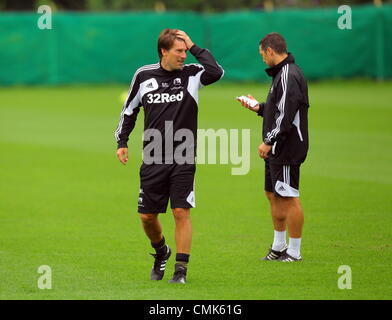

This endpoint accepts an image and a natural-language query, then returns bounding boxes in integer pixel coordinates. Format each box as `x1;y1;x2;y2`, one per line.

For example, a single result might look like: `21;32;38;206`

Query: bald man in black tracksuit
238;32;309;262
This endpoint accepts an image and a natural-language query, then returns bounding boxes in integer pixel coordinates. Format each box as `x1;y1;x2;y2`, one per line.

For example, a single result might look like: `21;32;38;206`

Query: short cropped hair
157;28;182;59
259;32;288;54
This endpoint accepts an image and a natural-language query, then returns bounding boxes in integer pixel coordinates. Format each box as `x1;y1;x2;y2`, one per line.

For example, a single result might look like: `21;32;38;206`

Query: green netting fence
0;5;391;85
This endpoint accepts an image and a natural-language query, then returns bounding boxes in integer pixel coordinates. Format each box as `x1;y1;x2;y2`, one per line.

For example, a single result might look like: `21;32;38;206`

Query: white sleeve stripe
186;62;224;78
115;63;160;142
267;64;289;140
267;65;287;140
269;65;288;138
267;65;287;139
218;62;225;79
187;69;204;103
184;63;204;69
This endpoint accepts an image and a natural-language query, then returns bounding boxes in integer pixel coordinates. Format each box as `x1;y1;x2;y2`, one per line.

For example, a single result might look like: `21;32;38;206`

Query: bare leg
285;197;304;238
266;193;304;238
273;197;304;258
139;213;163;244
172;208;192;254
265;191;286;231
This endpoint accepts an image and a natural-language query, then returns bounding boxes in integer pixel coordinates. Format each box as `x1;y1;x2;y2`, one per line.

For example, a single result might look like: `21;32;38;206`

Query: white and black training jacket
115;44;224;162
257;53;309;165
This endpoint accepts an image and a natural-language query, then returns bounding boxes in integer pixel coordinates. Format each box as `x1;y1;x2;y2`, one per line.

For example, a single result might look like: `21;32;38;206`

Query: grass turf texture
0;80;391;300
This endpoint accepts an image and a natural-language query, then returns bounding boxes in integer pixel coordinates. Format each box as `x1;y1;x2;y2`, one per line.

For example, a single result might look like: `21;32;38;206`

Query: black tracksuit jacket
257;53;309;165
114;45;224;162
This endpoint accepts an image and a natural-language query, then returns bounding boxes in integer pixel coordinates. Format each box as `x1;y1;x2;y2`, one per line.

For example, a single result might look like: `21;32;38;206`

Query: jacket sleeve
264;66;301;145
189;45;224;86
114;72;142;149
257;102;265;117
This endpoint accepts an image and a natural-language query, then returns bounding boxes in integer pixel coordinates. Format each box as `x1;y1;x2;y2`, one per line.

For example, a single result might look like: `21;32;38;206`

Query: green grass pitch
0;80;391;299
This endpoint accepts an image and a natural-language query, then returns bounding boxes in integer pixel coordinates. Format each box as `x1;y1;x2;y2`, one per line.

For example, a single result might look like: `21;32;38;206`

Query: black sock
176;253;190;267
151;236;166;255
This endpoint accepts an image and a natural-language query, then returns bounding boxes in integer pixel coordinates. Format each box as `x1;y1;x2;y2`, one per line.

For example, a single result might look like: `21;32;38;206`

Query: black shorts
137;163;195;214
265;159;301;197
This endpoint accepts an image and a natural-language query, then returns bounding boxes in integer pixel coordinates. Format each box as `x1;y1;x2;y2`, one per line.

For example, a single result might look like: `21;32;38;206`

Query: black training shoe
150;245;171;280
169;263;187;284
277;252;302;262
262;244;288;261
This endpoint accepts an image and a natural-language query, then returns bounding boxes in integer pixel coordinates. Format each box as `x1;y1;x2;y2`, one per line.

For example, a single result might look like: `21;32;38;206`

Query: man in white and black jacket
115;29;224;283
238;32;309;262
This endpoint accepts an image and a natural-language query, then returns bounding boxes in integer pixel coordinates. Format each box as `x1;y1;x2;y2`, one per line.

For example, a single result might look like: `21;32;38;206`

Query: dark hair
157;28;182;59
259;32;288;54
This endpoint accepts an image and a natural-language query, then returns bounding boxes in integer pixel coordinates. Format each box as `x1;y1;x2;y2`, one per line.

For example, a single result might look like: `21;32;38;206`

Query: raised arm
176;30;224;85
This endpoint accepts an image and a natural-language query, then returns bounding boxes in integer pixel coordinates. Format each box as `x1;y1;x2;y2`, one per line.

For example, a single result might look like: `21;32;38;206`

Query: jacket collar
265;53;295;77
